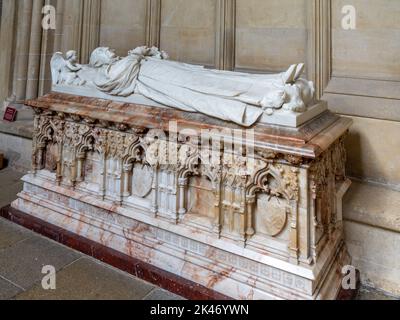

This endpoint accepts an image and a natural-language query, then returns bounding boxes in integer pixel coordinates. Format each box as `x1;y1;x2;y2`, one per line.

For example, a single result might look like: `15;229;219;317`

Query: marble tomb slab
10;91;353;300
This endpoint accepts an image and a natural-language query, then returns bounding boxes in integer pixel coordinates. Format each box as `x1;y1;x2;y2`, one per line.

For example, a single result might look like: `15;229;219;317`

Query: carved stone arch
178;152;221;190
122;142;150;199
177;147;225;188
178;167;197;182
176;142;200;178
200;163;223;235
177;153;209;212
123;141;146;166
200;165;221;189
47;119;66;183
33;120;54;172
246;164;300;262
62;123;94;186
246;165;293;202
77;131;95;155
176;153;223;233
176;153;201;219
36;121;54;146
244;165;294;240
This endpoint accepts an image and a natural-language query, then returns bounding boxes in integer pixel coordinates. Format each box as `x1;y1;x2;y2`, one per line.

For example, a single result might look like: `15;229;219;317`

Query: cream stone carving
51;51;86;86
50;46;316;126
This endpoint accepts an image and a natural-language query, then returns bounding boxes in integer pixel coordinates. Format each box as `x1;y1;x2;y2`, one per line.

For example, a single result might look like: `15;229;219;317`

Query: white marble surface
53;84;327;128
51;46;316;127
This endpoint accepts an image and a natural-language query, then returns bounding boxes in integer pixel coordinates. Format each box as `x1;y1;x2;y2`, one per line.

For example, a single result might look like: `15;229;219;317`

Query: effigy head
66;50;78;63
89;47;118;67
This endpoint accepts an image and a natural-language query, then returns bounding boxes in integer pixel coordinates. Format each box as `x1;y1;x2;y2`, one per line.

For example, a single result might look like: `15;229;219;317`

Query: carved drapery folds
32;109;347;265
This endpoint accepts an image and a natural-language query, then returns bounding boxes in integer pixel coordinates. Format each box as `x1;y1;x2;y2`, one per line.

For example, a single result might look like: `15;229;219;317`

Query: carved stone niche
12;92;353;300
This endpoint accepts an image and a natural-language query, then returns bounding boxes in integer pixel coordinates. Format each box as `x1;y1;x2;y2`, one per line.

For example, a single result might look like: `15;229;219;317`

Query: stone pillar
80;0;101;63
145;0;161;48
122;164;133;197
11;0;51;103
60;0;101;63
59;0;83;56
0;0;17;107
26;0;46;100
38;0;66;97
0;0;102;111
215;0;236;70
245;196;256;237
151;166;159;216
76;152;85;182
178;177;188;218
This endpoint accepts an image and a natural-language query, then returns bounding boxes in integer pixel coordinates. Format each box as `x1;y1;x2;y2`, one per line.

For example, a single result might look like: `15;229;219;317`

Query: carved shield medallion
132;164;153;198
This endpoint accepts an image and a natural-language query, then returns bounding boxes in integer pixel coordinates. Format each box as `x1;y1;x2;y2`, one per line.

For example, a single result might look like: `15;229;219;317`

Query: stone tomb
11;92;352;300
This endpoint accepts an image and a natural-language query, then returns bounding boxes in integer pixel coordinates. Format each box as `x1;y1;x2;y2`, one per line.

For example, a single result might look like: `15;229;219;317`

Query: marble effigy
50;47;322;127
11;50;353;299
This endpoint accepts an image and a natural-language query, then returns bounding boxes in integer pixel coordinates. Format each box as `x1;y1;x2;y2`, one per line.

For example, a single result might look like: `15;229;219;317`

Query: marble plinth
12;92;353;300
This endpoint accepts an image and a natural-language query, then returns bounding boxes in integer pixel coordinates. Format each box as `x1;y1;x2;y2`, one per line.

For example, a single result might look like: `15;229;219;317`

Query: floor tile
0;218;34;249
144;288;185;300
0;168;24;207
0;277;23;300
16;257;155;300
357;286;399;300
0;236;81;289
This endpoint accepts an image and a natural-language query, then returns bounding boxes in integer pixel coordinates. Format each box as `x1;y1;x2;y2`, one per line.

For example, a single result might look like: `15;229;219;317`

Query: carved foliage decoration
308;136;348;261
245;161;299;240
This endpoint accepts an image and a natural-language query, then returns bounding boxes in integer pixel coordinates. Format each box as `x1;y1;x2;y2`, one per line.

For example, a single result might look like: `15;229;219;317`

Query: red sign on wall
3;107;17;122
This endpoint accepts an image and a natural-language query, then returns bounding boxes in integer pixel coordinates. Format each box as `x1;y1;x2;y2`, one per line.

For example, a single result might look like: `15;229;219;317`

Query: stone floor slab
16;257;155;300
0;168;182;300
0;236;81;290
0;218;34;249
0;184;23;208
0;168;24;184
144;288;185;300
0;168;24;208
0;277;23;300
357;287;399;300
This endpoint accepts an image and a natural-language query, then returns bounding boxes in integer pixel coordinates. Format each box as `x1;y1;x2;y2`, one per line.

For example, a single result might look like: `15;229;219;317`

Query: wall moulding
324;94;400;123
145;0;162;48
80;0;102;64
307;0;332;100
232;0;330;83
308;0;400;121
215;0;236;70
